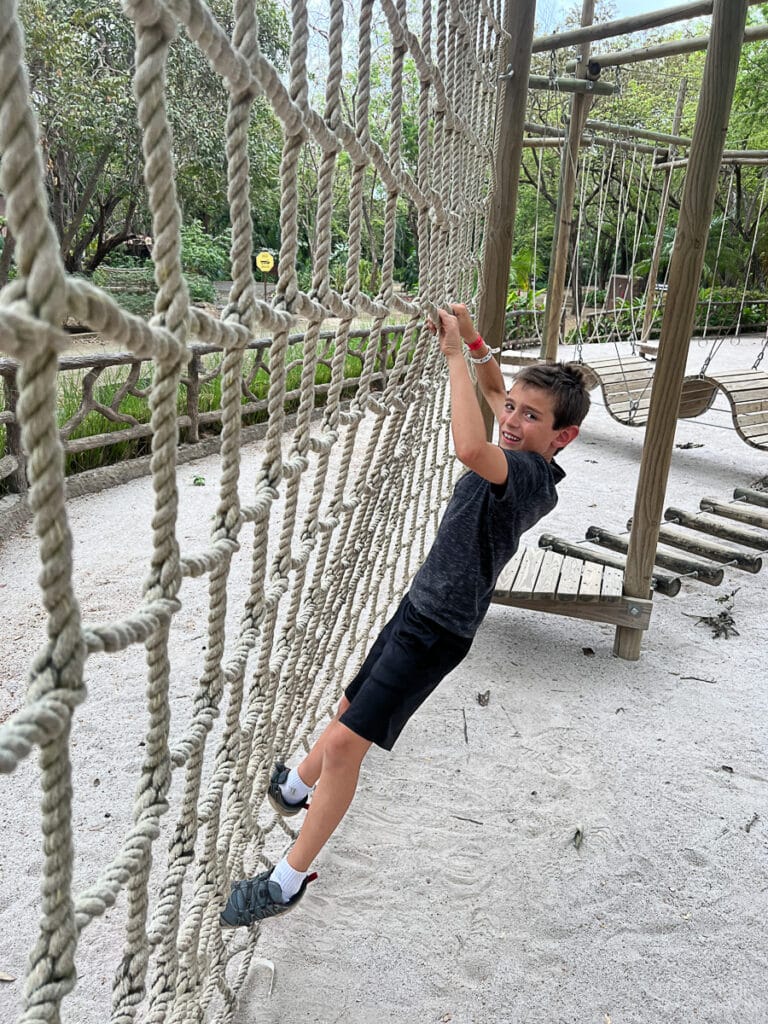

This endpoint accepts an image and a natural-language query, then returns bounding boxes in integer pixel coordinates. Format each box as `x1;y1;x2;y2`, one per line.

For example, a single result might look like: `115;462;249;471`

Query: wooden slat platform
492;548;653;630
498;486;768;641
538;533;682;596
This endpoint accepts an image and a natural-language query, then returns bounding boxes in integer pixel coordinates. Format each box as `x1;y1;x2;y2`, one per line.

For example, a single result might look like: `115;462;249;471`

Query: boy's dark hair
514;361;591;429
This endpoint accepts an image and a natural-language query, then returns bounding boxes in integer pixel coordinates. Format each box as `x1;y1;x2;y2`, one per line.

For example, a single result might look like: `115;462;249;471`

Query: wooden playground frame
479;0;764;660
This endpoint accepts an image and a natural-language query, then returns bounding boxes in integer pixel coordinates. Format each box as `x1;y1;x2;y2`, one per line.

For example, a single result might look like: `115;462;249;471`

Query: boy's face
498;382;579;461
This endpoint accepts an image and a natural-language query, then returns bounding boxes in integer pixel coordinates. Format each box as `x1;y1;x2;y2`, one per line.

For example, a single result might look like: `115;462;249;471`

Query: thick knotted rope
0;1;506;1021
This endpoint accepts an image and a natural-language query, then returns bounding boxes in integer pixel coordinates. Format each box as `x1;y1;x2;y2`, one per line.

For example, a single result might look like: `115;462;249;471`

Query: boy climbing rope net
221;304;591;926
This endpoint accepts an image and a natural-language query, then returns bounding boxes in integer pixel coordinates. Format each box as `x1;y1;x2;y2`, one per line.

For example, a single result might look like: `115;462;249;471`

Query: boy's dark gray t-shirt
408;450;565;637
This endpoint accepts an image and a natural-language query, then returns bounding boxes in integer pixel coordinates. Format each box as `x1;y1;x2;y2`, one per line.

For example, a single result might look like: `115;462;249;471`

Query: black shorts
340;593;473;750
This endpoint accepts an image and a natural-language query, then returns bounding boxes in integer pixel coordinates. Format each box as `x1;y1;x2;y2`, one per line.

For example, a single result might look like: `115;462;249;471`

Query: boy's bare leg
287;718;371;873
295;695;352;787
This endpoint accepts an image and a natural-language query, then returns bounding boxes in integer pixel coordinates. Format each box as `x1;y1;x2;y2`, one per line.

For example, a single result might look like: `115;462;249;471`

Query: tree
16;0;289;275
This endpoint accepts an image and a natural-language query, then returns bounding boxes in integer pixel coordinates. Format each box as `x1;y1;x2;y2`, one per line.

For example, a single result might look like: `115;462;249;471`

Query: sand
1;338;767;1023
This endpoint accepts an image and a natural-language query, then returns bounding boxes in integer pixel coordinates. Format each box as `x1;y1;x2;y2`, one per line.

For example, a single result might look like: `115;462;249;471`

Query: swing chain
548;50;557;85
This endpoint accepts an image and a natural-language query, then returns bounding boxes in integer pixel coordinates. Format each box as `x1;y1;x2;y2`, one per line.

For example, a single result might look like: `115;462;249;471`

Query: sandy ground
1;337;767;1023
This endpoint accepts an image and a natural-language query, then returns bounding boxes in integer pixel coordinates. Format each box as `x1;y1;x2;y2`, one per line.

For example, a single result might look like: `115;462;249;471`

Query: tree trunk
60;145;114;258
0;229;16;288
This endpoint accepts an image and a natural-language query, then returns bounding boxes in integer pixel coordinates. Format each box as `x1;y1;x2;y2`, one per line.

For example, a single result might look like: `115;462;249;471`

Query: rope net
0;0;506;1020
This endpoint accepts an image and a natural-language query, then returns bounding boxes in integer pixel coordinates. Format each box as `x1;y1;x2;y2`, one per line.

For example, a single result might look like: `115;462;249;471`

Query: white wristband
469;348;499;364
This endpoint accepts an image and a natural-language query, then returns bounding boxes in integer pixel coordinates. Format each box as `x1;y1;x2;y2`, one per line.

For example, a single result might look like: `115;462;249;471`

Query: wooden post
614;0;750;661
540;0;595;362
185;350;201;444
640;79;687;343
1;365;27;494
476;0;537;436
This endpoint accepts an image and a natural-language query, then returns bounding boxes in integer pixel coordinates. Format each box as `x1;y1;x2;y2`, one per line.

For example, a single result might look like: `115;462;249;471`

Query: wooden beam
654;156;768;170
734;486;768;509
540;0;596;362
663;506;768;548
614;0;751;661
699;497;768;530
641;80;686;343
567;22;768;71
523;138;567;148
652;523;762;572
533;1;763;53
574;118;768;159
525;122;663;155
528;74;615;96
586;525;725;584
476;0;537;439
581;118;690;147
498;593;653;629
539;534;682;596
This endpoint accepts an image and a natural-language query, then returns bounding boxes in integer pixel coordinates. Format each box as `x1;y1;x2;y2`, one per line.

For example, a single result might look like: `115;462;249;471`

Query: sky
594;0;689;12
557;0;698;13
542;1;710;35
551;1;706;23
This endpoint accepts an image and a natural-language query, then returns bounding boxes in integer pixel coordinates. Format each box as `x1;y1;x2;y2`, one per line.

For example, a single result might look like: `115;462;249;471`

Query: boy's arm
450;303;507;422
437;310;508;485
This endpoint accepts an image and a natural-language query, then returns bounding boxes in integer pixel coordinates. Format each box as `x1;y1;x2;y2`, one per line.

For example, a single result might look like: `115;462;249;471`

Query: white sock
280;766;312;804
270;857;308;903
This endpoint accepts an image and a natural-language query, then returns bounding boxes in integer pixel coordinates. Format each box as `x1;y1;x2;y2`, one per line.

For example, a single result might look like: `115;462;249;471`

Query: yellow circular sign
256;251;275;273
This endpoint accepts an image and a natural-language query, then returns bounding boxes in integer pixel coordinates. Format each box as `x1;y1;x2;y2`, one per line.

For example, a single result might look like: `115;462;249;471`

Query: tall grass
42;331;404;482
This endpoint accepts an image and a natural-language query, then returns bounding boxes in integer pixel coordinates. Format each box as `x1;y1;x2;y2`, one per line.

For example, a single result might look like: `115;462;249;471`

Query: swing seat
699;369;768;449
580;355;720;425
579;355;655;426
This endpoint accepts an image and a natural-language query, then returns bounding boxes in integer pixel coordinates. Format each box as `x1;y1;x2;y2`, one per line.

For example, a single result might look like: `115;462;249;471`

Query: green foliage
90;264;216;319
185;274;216;304
697;288;768;330
397;249;419;291
18;0;289;272
564;287;768;346
28;330;406;487
509;246;535;299
181;221;230;281
505;283;546;344
56;368;154;474
583;288;607;308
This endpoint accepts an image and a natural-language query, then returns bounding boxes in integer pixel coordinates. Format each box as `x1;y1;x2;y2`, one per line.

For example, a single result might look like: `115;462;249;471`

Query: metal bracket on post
499;64;514;81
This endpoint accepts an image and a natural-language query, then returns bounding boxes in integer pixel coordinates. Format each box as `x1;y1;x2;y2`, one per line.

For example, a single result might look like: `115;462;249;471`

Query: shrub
180;220;231;280
582;287;606;308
